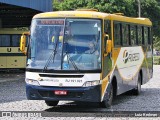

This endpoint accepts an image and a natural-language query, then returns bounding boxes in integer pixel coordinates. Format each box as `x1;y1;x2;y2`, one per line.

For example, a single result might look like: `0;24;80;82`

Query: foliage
53;0;160;50
154;36;160;51
153;56;160;65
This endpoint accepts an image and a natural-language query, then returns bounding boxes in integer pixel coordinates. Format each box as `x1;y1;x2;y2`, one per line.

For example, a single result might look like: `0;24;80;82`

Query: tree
53;0;87;11
53;0;136;16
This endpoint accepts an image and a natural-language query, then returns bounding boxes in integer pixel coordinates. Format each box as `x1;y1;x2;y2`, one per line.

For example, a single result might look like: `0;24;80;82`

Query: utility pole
137;0;141;17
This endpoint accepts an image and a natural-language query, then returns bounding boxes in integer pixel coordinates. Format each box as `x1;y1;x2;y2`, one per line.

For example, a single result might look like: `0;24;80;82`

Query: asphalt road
0;66;160;119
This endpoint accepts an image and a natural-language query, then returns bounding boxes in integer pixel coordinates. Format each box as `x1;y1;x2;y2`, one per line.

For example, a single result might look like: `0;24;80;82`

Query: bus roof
33;10;152;26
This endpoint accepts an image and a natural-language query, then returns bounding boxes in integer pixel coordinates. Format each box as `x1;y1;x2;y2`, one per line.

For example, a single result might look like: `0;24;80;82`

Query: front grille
39;74;84;78
38;90;84;98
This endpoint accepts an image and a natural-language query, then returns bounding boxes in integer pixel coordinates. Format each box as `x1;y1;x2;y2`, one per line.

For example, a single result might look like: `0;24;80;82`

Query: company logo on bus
123;50;140;64
123;50;129;63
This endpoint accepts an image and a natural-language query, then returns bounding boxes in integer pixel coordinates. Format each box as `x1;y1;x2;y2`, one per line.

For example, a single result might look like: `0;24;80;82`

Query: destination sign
39;20;64;25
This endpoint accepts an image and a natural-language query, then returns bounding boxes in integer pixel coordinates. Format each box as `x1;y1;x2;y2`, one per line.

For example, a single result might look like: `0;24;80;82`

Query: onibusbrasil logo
123;50;129;64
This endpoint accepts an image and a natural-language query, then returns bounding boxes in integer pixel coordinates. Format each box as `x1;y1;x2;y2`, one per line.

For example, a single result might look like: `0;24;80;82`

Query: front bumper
26;84;101;102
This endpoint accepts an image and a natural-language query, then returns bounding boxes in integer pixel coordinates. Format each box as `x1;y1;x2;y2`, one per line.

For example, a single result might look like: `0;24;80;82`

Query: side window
104;20;111;38
12;35;21;47
26;35;29;47
0;35;10;47
142;27;149;45
122;24;129;46
114;22;122;46
138;26;142;45
104;20;111;52
130;25;137;45
148;27;151;45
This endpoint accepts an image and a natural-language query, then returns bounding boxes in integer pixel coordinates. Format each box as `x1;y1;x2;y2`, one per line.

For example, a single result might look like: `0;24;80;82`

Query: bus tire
100;84;113;108
45;100;59;106
132;73;141;95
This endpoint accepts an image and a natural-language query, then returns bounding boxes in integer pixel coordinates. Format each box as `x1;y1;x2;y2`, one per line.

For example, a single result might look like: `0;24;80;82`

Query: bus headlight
82;80;101;87
25;78;40;86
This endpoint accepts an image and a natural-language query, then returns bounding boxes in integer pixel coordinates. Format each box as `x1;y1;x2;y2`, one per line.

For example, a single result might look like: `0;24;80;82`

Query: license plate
54;90;67;95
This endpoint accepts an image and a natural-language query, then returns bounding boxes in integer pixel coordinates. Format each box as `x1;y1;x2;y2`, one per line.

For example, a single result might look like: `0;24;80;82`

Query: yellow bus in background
0;28;28;70
20;9;153;108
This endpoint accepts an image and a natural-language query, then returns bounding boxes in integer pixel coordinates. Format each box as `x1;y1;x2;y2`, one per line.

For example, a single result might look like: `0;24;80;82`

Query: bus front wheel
45;100;59;106
100;84;113;108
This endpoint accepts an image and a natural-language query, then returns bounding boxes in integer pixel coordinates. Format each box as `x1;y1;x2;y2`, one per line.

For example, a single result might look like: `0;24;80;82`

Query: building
0;0;52;28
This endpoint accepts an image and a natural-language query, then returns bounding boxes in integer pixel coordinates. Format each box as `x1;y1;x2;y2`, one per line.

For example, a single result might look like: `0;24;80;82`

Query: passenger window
148;27;151;45
114;23;121;46
12;35;21;47
122;24;129;46
104;20;111;38
130;25;137;45
143;27;148;45
138;26;142;45
0;35;10;46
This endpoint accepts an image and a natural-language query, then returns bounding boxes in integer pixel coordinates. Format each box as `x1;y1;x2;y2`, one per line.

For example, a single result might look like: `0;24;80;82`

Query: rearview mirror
106;39;112;53
104;34;112;54
20;34;26;54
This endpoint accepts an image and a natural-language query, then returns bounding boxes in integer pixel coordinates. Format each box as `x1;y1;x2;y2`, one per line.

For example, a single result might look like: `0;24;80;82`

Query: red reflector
54;90;67;95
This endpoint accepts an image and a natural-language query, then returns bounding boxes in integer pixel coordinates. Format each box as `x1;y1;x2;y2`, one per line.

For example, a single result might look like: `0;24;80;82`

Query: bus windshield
28;18;102;71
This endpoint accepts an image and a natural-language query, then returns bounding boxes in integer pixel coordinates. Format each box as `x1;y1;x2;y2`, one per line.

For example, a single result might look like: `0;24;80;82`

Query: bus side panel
7;56;26;68
0;56;7;68
0;47;26;69
111;47;138;95
113;69;130;95
111;48;126;95
110;46;145;95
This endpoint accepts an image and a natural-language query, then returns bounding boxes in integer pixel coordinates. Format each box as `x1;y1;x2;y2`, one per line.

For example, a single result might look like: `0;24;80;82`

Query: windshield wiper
43;40;59;70
64;53;80;71
43;49;56;70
